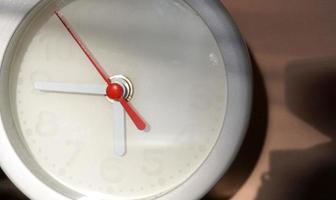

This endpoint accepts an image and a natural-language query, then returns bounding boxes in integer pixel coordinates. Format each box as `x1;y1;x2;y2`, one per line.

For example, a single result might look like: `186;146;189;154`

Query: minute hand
34;81;106;96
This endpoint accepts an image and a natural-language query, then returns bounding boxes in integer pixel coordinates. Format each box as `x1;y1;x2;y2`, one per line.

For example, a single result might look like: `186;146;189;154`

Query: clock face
1;0;228;199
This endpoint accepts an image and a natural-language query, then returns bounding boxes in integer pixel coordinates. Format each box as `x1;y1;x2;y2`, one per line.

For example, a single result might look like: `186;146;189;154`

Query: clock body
0;0;251;199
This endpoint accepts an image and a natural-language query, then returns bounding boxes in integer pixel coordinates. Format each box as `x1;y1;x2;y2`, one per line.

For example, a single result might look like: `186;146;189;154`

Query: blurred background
204;0;336;199
1;0;335;199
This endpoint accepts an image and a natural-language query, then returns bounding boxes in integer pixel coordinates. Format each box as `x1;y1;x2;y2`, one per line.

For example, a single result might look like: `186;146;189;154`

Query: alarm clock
0;0;251;199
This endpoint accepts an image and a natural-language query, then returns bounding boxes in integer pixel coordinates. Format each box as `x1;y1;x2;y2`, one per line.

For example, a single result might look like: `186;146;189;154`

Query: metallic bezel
0;0;252;199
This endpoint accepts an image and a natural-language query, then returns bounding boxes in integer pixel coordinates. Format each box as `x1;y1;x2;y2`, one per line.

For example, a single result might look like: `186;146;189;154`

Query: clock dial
4;0;227;199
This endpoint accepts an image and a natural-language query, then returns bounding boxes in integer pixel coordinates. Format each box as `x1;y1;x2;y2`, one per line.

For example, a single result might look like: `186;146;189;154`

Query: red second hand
106;84;146;131
54;11;110;84
119;98;146;131
54;11;146;131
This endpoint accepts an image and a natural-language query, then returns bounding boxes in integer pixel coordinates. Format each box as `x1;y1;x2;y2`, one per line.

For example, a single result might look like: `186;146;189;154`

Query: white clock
0;0;251;199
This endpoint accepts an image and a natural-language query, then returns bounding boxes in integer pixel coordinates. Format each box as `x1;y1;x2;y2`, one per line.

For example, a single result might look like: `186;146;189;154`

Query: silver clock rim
0;0;252;200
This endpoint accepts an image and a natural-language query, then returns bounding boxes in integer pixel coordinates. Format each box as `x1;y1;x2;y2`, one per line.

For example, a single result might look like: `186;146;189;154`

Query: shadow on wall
256;57;336;200
285;58;336;135
203;50;269;199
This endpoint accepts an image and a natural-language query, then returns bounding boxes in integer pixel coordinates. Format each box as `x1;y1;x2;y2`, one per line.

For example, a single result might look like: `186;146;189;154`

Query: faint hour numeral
65;137;84;166
175;124;194;143
36;112;59;136
141;150;164;176
30;70;50;83
62;124;86;167
45;31;73;61
100;158;124;183
190;83;210;111
31;70;50;95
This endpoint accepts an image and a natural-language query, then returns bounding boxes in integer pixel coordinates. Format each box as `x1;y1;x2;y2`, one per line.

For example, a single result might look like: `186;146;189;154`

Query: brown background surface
0;0;336;199
205;0;336;199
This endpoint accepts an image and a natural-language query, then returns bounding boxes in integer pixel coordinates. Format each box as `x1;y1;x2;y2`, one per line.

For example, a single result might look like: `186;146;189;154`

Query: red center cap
106;83;123;100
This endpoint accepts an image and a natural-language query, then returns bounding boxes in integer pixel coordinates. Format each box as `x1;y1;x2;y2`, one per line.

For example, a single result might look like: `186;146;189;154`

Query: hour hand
112;101;126;156
34;81;106;96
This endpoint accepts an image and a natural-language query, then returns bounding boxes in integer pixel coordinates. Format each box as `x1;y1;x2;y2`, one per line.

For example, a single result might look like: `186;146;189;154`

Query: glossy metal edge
160;0;252;199
0;0;252;200
0;0;72;200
